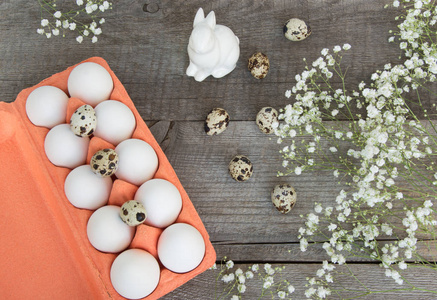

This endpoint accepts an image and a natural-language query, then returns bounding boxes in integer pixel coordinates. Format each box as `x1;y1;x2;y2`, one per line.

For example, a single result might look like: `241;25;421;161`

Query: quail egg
90;148;119;177
248;52;270;79
204;108;230;136
283;18;312;41
228;155;253;182
271;184;297;214
70;104;97;137
256;107;278;134
120;200;147;226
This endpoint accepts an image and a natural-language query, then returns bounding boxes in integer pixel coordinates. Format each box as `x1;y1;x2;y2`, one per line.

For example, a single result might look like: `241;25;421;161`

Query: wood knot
143;2;160;13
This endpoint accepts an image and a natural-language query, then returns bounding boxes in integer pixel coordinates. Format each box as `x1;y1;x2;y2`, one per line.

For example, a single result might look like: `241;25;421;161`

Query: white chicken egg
44;124;89;168
25;85;69;128
67;62;114;106
93;100;136;145
157;223;205;273
134;179;182;228
110;249;160;299
115;139;158;186
87;205;135;253
64;165;113;210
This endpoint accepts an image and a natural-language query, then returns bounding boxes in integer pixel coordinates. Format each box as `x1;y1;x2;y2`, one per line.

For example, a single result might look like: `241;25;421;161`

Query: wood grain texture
162;263;437;299
1;0;437;299
0;0;413;122
165;121;435;243
212;240;437;263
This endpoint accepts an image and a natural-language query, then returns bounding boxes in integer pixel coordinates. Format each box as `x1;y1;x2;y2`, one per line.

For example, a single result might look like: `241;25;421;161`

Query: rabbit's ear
193;8;205;27
205;11;216;28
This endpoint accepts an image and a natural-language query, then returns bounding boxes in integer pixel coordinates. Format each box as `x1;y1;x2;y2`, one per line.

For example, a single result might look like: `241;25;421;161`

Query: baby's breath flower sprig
213;258;295;299
276;0;437;298
37;0;112;43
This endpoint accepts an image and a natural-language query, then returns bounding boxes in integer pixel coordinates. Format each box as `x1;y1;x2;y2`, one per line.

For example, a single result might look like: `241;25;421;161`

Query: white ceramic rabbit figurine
186;8;240;82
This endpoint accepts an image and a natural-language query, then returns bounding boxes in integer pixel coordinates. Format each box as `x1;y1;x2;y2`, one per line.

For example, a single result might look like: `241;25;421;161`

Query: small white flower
285;90;292;98
41;19;49;27
295;166;302;175
54;11;62;18
37;28;45;35
333;45;341;53
316;268;325;277
76;0;84;5
52;28;60;36
226;260;234;269
92;36;98;43
62;20;69;28
398;261;407;270
69;23;77;31
300;237;308;252
328;223;337;231
263;277;273;289
264;263;275;275
251;264;259;272
288;285;295;293
343;43;351;50
321;48;329;56
222;273;235;283
76;36;83;43
317;286;331;298
424;200;433;208
305;287;317;298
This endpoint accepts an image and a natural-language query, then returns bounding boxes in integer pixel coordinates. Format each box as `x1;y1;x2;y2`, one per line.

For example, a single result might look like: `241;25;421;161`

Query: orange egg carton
0;57;216;299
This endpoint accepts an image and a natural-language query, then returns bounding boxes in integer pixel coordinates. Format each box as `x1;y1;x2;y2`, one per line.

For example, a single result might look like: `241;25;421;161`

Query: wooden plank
162;262;437;299
164;120;436;245
213;240;437;263
147;120;173;152
165;120;340;243
0;0;414;121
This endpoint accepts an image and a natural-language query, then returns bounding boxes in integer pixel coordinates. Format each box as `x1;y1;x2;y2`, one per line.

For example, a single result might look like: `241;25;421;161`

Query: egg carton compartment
0;57;216;299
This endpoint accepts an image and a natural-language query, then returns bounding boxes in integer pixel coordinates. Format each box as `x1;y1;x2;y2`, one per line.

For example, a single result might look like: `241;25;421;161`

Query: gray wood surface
1;0;436;299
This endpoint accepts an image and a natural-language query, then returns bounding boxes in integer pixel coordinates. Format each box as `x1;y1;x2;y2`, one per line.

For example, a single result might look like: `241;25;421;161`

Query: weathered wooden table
1;0;436;299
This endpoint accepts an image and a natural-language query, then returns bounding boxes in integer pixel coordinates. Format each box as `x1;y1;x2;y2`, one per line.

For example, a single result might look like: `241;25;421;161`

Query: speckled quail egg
120;200;147;226
271;184;297;214
204;108;230;136
90;148;119;177
283;18;312;41
256;107;279;134
228;155;253;182
248;52;270;79
70;104;97;137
